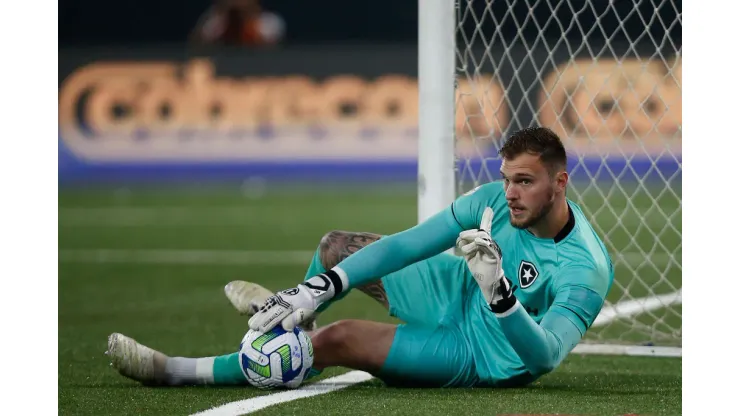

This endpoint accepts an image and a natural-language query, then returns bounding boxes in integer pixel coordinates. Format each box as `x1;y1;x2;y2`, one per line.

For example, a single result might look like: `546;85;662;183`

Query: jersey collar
553;205;576;243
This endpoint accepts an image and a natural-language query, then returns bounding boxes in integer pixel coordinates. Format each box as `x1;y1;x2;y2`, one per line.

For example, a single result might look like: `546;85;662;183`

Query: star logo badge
518;260;539;288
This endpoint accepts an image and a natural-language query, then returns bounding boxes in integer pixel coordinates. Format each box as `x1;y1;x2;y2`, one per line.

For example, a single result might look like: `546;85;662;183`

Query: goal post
417;0;457;224
418;0;682;356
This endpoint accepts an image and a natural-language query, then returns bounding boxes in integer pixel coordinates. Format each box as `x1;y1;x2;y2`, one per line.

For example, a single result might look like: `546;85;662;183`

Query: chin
509;215;530;229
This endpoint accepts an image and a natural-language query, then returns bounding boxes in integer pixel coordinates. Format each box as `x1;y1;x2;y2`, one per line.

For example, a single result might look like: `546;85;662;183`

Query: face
500;153;565;229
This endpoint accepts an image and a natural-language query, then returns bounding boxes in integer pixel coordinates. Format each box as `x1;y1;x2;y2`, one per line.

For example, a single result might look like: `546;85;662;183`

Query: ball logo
281;288;300;296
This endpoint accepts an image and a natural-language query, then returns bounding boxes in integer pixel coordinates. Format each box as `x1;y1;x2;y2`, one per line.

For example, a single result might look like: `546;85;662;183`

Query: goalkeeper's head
498;127;569;234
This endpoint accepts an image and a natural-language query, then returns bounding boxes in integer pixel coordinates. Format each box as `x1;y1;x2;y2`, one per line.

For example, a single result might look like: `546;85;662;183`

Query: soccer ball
238;326;314;389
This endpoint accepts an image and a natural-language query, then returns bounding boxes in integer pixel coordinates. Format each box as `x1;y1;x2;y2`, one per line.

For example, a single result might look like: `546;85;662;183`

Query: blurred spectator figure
191;0;285;46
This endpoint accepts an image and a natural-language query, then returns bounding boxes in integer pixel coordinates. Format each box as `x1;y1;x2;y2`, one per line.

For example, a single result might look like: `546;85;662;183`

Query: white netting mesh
454;0;681;346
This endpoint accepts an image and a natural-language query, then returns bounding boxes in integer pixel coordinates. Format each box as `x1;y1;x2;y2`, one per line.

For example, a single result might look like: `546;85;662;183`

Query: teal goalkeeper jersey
450;181;614;383
451;181;613;322
334;181;614;382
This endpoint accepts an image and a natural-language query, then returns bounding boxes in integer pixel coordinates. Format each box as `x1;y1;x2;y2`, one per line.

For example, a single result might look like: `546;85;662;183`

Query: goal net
426;0;681;355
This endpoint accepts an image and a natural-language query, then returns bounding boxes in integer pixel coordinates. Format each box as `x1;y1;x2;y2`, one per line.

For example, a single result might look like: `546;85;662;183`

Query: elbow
526;330;567;376
526;358;557;377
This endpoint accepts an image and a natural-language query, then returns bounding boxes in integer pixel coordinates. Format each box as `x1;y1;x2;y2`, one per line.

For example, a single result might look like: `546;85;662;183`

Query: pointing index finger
480;207;494;234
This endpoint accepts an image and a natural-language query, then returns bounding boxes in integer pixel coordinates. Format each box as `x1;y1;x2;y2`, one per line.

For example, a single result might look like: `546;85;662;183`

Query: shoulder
565;202;611;265
554;254;612;297
461;181;505;199
452;181;508;229
554;203;614;296
460;181;508;213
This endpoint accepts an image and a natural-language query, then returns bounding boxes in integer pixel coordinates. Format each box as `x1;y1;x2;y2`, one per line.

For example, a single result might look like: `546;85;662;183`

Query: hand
455;206;497;257
488;274;516;314
248;272;341;332
456;207;503;304
456;207;517;313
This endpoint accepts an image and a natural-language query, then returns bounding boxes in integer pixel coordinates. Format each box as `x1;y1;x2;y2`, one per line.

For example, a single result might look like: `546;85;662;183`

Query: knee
310;319;355;351
317;230;382;270
318;230;344;270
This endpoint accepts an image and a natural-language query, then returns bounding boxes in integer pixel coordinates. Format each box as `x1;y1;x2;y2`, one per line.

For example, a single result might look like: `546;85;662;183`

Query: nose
505;184;518;200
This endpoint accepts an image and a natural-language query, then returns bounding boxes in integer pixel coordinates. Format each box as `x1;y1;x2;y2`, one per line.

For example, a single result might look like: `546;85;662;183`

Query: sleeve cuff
494;299;522;318
330;266;350;293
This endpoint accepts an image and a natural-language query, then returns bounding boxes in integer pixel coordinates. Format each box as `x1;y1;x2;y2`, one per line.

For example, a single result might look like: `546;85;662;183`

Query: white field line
58;248;680;267
593;289;683;327
571;344;681;357
189;370;374;416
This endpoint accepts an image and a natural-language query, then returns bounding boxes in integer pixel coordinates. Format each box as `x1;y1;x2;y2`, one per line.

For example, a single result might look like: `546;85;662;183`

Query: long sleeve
334;208;462;288
332;182;506;290
497;283;605;376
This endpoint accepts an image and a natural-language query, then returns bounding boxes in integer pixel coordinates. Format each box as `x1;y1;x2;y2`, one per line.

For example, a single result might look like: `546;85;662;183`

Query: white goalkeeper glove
456;207;517;314
248;270;344;332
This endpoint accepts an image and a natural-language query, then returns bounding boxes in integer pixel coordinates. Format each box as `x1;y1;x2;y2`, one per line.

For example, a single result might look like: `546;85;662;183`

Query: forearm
333;210;460;289
496;303;582;376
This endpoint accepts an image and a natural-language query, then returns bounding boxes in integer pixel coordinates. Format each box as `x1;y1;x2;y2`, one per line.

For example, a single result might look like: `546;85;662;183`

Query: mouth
509;206;525;215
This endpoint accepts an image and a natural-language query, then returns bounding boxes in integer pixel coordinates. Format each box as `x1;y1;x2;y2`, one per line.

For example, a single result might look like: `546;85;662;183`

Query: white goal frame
417;0;681;358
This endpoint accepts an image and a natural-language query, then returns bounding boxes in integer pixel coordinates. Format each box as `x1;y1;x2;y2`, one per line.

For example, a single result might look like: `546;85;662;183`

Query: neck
527;197;570;239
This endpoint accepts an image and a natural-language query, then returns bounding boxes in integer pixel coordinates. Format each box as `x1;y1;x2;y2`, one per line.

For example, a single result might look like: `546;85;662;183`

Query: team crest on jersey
518;260;539;288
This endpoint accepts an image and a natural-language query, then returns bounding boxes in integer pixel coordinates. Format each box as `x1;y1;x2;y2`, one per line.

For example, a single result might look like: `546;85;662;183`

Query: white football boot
106;333;169;385
224;280;318;331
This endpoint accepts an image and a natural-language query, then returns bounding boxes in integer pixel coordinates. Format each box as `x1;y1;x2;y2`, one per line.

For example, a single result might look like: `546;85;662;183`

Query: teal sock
212;352;249;385
305;367;323;380
304;247;351;313
163;353;246;386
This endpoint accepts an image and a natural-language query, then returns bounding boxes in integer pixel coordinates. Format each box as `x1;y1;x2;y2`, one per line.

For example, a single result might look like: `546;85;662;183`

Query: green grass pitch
58;183;681;415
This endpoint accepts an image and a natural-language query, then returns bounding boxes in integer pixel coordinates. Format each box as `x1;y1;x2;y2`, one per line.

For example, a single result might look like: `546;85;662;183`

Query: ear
554;170;568;193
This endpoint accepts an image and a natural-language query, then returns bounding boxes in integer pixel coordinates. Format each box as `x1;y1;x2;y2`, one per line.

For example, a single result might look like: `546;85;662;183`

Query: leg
309;319;477;387
107;322;391;388
106;333;248;386
108;322;393;387
308;319;394;373
108;317;475;389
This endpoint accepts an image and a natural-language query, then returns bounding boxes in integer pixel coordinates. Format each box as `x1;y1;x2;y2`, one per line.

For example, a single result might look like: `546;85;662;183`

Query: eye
520;179;532;185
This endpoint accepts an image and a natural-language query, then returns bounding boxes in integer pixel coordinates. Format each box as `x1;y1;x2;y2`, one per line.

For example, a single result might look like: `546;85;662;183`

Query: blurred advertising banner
59;60;419;162
58;45;681;182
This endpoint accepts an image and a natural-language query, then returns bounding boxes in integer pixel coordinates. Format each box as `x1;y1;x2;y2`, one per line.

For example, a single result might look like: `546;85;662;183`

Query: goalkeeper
108;127;613;388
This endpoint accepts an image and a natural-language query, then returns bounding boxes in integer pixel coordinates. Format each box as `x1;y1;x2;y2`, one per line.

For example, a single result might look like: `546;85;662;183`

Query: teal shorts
377;251;481;387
